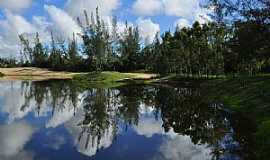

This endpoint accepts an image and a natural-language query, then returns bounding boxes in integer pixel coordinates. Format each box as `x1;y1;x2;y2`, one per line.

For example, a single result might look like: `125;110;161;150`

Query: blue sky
0;0;211;57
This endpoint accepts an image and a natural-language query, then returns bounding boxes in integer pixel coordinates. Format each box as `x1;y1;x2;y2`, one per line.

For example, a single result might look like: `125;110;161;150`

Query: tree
67;33;81;71
32;33;48;67
78;7;111;71
119;22;141;71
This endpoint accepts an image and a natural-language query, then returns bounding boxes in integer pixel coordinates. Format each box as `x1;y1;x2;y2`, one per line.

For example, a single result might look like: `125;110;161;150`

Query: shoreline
0;67;84;80
0;67;158;81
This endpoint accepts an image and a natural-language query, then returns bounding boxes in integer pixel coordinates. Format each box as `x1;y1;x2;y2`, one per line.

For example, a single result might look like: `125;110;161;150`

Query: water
0;80;254;160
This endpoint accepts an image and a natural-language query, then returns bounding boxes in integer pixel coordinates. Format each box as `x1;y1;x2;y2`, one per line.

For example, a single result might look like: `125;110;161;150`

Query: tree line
3;1;268;76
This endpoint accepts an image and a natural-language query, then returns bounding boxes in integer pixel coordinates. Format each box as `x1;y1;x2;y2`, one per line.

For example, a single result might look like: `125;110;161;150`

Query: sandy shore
0;67;81;80
0;67;157;81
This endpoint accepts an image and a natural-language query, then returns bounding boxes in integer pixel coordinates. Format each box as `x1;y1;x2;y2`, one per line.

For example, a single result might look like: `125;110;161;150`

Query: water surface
0;80;254;160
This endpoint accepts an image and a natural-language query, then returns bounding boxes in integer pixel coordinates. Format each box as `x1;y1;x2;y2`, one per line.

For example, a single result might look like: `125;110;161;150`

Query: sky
0;0;211;58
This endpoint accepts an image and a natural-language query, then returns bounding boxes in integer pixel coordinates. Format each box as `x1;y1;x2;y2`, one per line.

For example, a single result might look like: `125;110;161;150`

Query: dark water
0;80;254;160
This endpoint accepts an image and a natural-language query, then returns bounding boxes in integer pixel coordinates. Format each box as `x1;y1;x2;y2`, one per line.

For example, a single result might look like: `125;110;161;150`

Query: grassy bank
73;71;157;88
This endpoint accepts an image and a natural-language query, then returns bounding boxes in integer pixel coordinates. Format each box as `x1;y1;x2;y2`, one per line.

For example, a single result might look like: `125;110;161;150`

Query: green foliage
14;3;270;77
0;57;17;68
78;7;112;71
119;23;141;71
146;22;226;76
32;33;48;67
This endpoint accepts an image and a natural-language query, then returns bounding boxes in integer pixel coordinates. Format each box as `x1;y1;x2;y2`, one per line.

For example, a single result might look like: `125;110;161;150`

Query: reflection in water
0;80;254;160
0;121;35;160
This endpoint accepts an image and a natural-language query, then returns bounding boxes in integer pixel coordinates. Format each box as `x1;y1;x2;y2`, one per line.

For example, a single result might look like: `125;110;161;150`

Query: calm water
0;80;254;160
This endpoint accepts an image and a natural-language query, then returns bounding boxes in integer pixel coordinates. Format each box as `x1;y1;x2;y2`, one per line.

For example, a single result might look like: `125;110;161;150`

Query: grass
73;71;157;88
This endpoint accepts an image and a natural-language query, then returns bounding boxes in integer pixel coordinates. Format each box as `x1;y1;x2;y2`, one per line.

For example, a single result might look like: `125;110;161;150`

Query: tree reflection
78;88;118;150
16;81;253;159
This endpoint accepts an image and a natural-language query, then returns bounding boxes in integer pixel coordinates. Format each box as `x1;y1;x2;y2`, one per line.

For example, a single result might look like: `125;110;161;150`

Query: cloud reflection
0;121;35;160
154;134;212;160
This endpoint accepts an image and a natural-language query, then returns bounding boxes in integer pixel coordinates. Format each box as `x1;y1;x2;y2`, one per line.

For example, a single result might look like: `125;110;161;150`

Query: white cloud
163;0;200;18
65;0;120;18
0;4;82;58
132;0;200;18
195;8;212;24
137;18;160;44
132;0;211;27
0;10;51;58
132;0;163;16
0;0;32;12
45;5;81;40
0;121;35;159
0;10;36;57
174;18;191;29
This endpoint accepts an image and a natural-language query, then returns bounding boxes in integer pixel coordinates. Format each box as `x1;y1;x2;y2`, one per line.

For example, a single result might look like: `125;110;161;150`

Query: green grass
73;71;154;88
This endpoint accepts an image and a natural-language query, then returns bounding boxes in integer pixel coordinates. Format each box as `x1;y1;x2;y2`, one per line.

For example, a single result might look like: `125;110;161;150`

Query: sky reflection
0;80;248;160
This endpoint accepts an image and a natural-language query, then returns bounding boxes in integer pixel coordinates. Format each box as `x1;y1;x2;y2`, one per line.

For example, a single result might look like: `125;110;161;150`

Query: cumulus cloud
0;10;36;57
137;18;160;44
65;0;120;18
45;5;81;39
0;4;81;58
0;10;52;58
0;121;35;159
0;0;32;12
132;0;211;27
132;0;163;16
